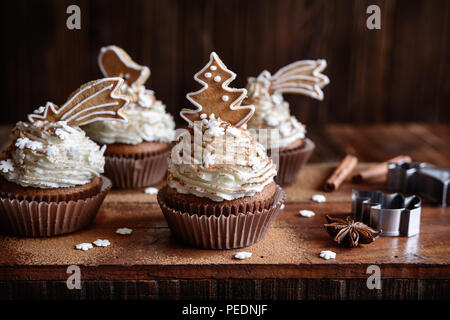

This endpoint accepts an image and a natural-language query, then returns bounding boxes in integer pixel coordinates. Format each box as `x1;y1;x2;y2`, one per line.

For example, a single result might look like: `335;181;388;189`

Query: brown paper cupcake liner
157;185;285;249
274;138;315;186
0;176;111;237
104;147;170;189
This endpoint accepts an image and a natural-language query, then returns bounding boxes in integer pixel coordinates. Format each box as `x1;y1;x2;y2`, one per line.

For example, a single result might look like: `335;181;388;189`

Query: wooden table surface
0;124;449;300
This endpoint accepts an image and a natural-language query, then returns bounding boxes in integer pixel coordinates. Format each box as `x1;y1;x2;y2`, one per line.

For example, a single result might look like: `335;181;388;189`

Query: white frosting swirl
82;84;175;145
167;115;277;202
0;121;105;188
246;73;306;149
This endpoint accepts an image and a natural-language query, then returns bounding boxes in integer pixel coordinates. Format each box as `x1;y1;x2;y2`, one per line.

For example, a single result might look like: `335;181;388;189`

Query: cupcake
245;60;329;185
82;46;176;188
157;52;285;249
0;77;130;237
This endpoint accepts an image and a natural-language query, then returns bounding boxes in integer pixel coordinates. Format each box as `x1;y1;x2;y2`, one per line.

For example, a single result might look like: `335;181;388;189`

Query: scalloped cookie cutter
351;189;421;237
387;161;449;207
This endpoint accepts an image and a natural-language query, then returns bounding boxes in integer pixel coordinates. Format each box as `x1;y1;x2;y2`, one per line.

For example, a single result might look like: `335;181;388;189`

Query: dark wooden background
1;0;449;125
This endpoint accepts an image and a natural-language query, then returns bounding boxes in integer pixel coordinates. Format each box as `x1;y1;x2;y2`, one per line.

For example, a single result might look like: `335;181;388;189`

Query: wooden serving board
0;162;449;300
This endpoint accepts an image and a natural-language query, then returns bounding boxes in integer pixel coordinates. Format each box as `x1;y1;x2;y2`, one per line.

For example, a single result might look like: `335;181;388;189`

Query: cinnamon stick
324;155;358;191
352;155;412;183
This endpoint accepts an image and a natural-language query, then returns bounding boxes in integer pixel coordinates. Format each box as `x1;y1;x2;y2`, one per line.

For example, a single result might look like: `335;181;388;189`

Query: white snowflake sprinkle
15;137;30;149
75;243;93;251
44;145;59;157
205;125;225;137
93;239;110;247
319;250;336;260
203;151;216;168
15;138;43;151
214;76;221;82
57;121;73;131
234;252;252;260
55;128;70;140
226;126;241;137
116;228;133;235
0;159;14;173
299;210;315;218
144;187;158;195
280;204;285;210
312;194;327;203
222;95;229;102
29;141;43;151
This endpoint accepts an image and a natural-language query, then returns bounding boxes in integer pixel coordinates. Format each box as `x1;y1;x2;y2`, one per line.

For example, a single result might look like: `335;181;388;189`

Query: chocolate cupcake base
274;138;315;186
158;185;285;249
0;176;111;237
162;182;276;216
104;147;170;189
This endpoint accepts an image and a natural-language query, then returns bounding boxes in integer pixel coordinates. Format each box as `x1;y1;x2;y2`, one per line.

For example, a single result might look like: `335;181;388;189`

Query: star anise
324;215;381;248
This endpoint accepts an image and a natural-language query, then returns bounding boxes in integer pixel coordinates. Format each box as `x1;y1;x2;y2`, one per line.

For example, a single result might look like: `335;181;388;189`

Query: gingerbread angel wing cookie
98;45;150;89
28;77;130;127
181;52;254;127
269;59;329;100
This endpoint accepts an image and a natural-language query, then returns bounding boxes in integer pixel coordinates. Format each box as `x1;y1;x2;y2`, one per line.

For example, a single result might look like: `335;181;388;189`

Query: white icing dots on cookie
222;95;229;102
210;66;217;71
204;72;212;78
214;76;221;82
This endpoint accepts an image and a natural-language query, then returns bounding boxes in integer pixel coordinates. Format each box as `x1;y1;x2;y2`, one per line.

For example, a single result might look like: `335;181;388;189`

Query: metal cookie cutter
387;162;449;207
351;189;421;237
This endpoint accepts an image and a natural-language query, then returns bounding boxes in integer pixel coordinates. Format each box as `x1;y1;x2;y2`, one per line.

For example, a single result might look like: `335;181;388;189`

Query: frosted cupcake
245;60;329;185
157;52;285;249
82;46;175;188
0;78;129;237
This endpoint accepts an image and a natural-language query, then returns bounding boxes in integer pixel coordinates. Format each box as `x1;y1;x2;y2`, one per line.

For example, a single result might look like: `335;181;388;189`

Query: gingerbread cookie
180;52;254;127
267;59;329;100
98;45;150;89
28;77;130;127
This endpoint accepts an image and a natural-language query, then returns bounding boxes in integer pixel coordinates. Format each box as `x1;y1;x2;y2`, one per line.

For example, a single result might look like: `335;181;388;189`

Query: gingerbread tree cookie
181;52;254;127
28;77;130;127
265;59;329;100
